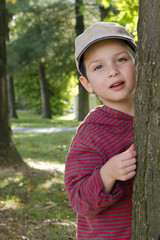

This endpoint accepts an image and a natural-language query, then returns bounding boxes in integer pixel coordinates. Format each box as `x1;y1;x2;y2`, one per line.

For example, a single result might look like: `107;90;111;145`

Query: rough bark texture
75;0;89;121
0;0;24;168
38;62;52;119
7;75;18;119
132;0;160;239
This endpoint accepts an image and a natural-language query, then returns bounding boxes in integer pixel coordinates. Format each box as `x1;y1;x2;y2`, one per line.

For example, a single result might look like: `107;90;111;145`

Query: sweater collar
87;105;133;124
84;105;133;128
102;105;133;121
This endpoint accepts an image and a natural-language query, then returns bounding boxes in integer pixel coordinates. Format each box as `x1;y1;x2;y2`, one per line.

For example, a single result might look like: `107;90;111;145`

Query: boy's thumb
124;144;134;153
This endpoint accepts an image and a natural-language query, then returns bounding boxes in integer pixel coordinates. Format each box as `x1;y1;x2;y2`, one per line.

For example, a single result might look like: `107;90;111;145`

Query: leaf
56;191;66;197
97;0;111;8
55;145;66;151
26;184;35;189
43;201;57;209
25;184;36;192
6;0;16;3
79;5;85;15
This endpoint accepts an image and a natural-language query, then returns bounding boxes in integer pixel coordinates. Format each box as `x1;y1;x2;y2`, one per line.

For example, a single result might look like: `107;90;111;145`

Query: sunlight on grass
11;110;81;127
0;175;24;185
0;167;76;239
13;132;75;165
0;196;22;210
27;160;65;173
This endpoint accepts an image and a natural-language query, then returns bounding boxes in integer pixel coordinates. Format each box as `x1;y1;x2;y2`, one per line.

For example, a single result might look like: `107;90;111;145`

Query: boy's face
79;39;136;110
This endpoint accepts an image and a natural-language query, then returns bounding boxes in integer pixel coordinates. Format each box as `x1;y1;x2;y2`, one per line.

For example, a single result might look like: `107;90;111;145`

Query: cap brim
76;36;136;61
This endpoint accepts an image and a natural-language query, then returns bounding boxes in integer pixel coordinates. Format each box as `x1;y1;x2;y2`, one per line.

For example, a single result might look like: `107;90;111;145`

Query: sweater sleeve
64;140;124;217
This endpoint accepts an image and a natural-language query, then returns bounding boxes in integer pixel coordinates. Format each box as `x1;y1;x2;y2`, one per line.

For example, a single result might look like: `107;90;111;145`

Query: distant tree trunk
38;61;52;119
7;75;18;119
132;0;160;239
99;4;118;21
75;0;89;121
0;0;25;168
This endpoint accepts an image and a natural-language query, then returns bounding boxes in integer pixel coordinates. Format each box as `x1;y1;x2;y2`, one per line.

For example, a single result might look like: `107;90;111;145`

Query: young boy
64;22;137;239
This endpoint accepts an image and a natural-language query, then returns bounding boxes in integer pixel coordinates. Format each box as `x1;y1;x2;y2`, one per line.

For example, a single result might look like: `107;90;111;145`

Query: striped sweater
64;105;134;239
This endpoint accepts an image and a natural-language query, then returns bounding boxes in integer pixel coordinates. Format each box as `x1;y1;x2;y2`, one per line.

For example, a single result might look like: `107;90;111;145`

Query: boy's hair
79;55;87;79
75;22;136;76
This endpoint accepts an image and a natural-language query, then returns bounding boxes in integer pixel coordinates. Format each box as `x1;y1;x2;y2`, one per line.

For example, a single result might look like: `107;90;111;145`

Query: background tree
75;0;89;121
38;62;52;119
7;75;18;118
0;0;25;168
6;7;18;118
132;0;160;239
7;0;76;116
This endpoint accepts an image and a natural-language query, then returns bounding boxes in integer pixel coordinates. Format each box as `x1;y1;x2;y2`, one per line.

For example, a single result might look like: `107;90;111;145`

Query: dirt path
12;127;77;133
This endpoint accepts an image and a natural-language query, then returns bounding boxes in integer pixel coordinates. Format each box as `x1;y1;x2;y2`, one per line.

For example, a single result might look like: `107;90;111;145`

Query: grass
11;110;81;127
13;132;74;164
0;111;79;240
0;173;76;239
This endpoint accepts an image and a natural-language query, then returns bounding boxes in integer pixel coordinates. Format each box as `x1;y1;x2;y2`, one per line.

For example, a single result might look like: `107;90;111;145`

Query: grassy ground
0;111;80;240
11;110;80;127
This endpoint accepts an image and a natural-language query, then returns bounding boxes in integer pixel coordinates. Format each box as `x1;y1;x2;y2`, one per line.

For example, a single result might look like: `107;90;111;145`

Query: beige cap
75;22;136;74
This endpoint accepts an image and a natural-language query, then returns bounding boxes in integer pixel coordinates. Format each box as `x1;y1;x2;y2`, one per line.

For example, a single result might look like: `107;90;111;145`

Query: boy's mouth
110;81;125;88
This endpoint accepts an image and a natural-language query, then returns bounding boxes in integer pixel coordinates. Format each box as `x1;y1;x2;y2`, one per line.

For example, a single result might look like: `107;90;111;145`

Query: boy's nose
108;64;120;78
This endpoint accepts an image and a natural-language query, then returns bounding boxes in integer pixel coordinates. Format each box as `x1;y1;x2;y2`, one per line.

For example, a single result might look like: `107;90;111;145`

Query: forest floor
0;163;76;240
0;111;79;240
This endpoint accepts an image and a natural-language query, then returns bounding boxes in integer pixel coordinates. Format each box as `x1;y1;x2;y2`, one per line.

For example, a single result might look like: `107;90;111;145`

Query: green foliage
14;66;41;112
7;0;76;115
98;0;139;40
97;0;111;9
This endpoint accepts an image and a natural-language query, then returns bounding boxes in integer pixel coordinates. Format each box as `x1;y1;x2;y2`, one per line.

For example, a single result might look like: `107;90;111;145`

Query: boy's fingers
125;161;137;171
122;158;137;168
126;171;136;180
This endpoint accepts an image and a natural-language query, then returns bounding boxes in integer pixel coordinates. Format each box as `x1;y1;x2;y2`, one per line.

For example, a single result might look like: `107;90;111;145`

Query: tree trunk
38;62;52;119
132;0;160;239
99;4;119;21
75;0;89;121
7;75;18;119
0;0;25;168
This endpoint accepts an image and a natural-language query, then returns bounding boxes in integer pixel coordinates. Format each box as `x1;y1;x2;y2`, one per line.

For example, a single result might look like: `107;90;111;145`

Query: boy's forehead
83;39;129;58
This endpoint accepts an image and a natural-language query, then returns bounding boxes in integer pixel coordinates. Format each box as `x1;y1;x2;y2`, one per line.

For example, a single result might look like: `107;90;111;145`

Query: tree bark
75;0;89;121
7;75;18;118
38;62;52;119
132;0;160;239
0;0;25;168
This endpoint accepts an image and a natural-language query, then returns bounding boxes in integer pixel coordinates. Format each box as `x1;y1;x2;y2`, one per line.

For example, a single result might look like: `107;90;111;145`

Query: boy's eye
117;57;127;63
94;65;103;71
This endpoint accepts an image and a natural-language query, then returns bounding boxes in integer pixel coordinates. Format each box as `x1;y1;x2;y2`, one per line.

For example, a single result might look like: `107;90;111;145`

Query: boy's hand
100;144;137;193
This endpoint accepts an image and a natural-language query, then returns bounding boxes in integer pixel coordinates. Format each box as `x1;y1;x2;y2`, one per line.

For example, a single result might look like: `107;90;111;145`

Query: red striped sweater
65;105;134;239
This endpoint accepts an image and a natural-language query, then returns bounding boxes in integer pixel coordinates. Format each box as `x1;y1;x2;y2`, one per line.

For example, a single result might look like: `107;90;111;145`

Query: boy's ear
79;76;94;93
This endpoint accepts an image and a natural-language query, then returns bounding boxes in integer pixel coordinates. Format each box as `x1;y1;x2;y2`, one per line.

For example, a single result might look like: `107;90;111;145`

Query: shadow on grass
13;132;75;165
0;166;76;240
